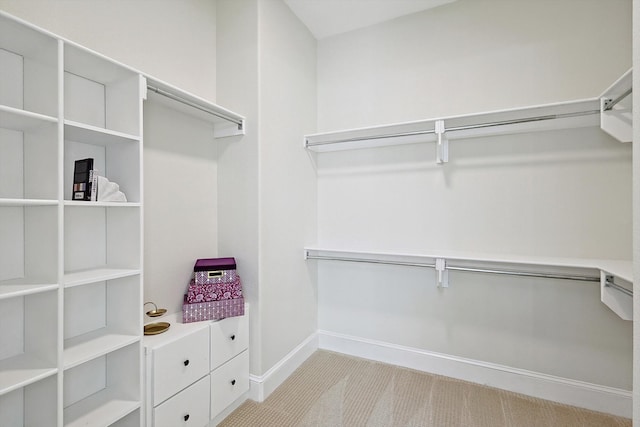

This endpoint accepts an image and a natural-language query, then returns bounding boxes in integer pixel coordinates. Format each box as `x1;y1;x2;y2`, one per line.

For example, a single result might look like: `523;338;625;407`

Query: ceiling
283;0;457;40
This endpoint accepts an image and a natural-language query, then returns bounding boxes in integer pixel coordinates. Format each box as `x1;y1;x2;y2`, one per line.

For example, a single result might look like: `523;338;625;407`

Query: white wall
216;0;263;374
257;0;318;372
0;1;221;312
315;0;633;394
632;0;639;422
143;102;219;313
318;0;632;131
217;0;318;378
0;0;217;101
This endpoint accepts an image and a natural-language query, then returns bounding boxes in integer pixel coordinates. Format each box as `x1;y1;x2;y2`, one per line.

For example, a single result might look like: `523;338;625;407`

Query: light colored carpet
219;350;631;427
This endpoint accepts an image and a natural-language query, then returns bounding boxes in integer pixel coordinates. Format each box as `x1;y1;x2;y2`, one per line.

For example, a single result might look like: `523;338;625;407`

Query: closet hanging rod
305;109;600;147
147;84;244;128
604;277;633;297
306;253;601;283
447;266;599;283
307;254;436;269
306;129;437;147
444;110;600;133
603;88;633;111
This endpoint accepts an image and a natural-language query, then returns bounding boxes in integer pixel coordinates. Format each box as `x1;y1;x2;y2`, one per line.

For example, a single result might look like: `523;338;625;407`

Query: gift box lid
194;257;236;271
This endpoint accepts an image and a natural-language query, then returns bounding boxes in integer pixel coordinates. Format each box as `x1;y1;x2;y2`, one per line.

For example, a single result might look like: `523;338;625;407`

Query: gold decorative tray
144;322;170;335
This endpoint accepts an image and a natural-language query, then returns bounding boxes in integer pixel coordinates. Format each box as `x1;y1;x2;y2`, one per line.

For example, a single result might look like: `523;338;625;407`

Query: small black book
72;158;94;201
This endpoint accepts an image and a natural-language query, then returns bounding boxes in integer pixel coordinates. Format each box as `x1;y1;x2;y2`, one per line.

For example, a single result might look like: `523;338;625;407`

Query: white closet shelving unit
305;69;633;320
0;11;245;427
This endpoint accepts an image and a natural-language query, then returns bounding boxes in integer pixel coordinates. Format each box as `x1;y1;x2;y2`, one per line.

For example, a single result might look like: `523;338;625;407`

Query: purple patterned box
194;257;237;285
194;269;238;286
187;277;242;303
182;295;245;323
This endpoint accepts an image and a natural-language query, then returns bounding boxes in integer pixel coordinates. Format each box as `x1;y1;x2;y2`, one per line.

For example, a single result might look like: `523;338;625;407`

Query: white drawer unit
153;375;210;427
151;326;209;405
210;350;250;419
144;309;249;427
210;314;249;370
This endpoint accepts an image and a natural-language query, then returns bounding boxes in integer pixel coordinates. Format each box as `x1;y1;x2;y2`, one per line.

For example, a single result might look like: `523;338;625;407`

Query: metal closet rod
147;84;244;128
305;253;601;283
603;87;633;111
605;277;633;297
305;109;600;147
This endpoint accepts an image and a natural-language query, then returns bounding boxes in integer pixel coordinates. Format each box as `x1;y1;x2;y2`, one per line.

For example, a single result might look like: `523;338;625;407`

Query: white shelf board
143;312;209;349
600;68;632;101
64;329;140;370
63;268;141;288
0;11;59;58
305;98;601;152
304;247;632;283
64;200;140;208
0;354;57;395
64;42;138;86
64;388;140;427
0;281;58;301
0;198;58;207
0;105;58;132
600;68;632;143
145;76;245;137
64;120;140;145
599;260;633;283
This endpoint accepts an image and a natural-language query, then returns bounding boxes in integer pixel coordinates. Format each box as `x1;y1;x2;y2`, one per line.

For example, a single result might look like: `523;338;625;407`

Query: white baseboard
249;332;318;402
318;330;632;418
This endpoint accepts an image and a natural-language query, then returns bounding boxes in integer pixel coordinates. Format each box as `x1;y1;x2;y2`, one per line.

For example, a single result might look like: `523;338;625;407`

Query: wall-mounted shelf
304;247;633;320
600;68;632;143
305;69;632;165
304;98;601;159
145;77;245;139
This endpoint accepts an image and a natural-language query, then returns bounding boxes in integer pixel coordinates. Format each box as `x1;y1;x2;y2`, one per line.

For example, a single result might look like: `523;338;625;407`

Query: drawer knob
231;379;236;386
183;359;190;366
184;414;190;421
230;334;236;341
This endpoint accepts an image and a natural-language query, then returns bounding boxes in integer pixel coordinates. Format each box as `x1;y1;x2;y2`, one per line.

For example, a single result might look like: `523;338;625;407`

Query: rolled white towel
97;175;127;202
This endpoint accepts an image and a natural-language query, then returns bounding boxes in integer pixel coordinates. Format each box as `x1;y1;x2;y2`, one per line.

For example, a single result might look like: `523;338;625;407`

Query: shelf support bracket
435;120;449;164
435;258;449;288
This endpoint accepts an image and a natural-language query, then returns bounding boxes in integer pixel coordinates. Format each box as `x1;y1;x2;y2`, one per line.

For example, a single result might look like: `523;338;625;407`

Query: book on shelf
72;158;96;201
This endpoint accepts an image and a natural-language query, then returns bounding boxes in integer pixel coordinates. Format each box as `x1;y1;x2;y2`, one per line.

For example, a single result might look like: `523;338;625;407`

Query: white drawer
152;326;209;405
210;314;248;370
154;375;210;427
210;350;249;419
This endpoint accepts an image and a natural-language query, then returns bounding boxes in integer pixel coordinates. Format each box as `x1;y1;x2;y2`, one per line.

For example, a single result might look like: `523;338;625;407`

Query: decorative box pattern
194;269;238;286
194;257;237;285
183;295;245;323
187;277;242;303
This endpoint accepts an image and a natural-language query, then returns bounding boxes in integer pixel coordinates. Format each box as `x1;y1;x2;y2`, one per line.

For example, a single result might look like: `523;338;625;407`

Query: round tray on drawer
144;322;170;335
